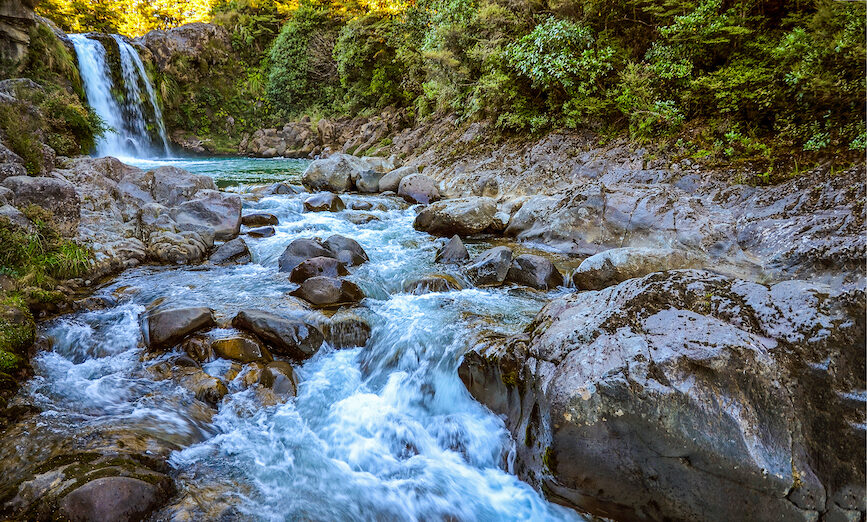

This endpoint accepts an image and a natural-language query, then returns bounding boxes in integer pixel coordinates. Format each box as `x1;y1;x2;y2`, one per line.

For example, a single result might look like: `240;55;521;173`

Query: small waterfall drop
70;33;170;158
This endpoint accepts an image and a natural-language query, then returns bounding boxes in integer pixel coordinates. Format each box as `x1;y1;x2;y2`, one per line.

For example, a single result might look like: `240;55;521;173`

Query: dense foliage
36;0;867;164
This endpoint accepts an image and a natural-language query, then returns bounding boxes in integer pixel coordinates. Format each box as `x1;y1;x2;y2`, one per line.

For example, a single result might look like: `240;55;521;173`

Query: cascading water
70;33;170;158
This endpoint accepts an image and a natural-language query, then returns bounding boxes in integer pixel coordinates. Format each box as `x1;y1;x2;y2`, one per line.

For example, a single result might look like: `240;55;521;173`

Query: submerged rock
459;270;866;521
211;332;272;363
232;309;324;360
142;306;216;349
304;193;345;212
404;274;463;295
289;276;365;308
322;310;371;348
464;246;512;286
258;361;298;396
413;197;497;236
398;173;440;204
505;254;563;290
571;246;699;290
246;226;275;238
57;476;172;522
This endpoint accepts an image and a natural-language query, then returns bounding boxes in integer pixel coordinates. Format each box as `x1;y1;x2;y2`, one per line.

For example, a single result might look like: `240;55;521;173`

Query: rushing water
22;157;581;521
70;34;170;157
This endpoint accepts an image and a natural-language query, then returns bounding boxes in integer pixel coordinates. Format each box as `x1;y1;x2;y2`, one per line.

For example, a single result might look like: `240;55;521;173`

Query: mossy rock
0;295;35;356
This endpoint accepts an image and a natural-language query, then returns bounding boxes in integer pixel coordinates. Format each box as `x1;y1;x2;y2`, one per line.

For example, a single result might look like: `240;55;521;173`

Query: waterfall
70;34;170;158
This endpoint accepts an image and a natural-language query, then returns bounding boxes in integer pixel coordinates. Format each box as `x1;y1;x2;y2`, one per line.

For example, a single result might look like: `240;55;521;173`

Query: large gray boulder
289;276;365;308
1;175;80;235
413;197;497;236
277;238;333;273
571;247;699;290
170;189;241;240
435;235;469;264
232;309;324;360
379;165;417;193
289;256;349;283
398;173;440;204
209;237;251;265
301;154;369;192
304;193;345;212
460;270;866;522
151;166;216;206
323;234;368;266
57;476;172;522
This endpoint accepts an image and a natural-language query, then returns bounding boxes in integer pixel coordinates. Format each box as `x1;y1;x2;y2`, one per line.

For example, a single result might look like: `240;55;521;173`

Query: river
16;156;582;520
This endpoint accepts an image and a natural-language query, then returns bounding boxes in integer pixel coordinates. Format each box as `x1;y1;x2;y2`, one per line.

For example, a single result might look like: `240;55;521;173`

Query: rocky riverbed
0;133;863;521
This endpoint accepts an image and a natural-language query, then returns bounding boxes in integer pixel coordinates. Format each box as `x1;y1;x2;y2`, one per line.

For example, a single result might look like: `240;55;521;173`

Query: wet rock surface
464;246;513;286
231;309;324;360
506;254;563;290
304;193;345;212
459;269;866;521
142;306;216;349
209;238;251;265
435;235;470;264
289;276;365;308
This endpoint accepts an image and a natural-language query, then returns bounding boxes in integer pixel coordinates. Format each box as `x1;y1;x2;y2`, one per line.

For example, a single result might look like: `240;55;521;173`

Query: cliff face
0;0;36;65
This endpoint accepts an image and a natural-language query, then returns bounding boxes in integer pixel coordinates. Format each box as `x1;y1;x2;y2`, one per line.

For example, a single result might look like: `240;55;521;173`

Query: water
70;34;170;157
19;158;581;520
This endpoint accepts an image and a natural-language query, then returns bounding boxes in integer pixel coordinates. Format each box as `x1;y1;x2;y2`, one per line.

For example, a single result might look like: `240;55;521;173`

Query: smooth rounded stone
170;189;242;241
277;238;333;273
323;235;369;266
182;335;213;363
232;309;324;360
289;276;365;308
1;175;80;235
241;212;278;227
57;476;170;522
241;362;266;388
209;237;251;265
142;306;216;349
246;226;275;238
404;274;463;295
459;270;866;522
464;246;513;286
290;256;349;283
398;173;440;204
211;332;273;363
413;197;497;236
571;247;700;290
355;169;385;193
347;213;380;225
304;192;346;212
347;200;373;211
151;165;216;206
323;310;371;348
435;235;470;264
506;254;564;290
302;153;369;192
258;361;298;396
379;165;418;193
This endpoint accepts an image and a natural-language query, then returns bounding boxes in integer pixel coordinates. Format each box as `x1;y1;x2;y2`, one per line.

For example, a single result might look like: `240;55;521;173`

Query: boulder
359;156;395;173
398;173;440;204
413;197;497;236
323;235;368;266
181;335;213;363
179;368;228;406
170;189;241;240
459;270;866;522
304;193;345;212
289;256;349;283
258;361;298;396
151;166;216;206
322;310;371;348
301;154;368;192
277;238;333;273
209;237;251;265
211;332;272;363
0;204;33;232
0;162;27;182
464;246;512;286
247;226;275;238
506;254;563;290
289;276;365;308
1;175;80;235
355;170;384;193
379;165;417;193
142;306;216;349
571;247;700;290
241;212;278;227
435;235;469;265
264;182;299;195
57;476;170;522
404;274;462;295
232;309;324;360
